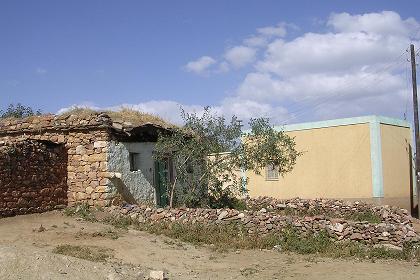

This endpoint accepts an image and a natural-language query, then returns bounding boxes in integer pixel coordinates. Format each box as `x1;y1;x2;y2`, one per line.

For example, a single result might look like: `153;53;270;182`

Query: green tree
154;107;301;208
0;103;42;118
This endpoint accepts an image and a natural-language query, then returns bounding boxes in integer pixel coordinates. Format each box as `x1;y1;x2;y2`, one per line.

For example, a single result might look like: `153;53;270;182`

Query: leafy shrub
0;103;41;119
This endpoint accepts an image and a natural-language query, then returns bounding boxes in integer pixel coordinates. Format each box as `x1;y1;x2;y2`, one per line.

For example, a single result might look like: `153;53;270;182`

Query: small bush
208;192;248;210
280;228;332;254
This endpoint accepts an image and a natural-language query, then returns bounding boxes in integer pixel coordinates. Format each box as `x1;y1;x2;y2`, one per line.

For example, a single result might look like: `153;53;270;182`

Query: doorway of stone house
154;158;174;207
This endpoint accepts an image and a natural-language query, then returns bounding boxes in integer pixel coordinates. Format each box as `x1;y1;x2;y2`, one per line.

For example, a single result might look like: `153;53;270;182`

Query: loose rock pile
109;197;419;248
245;197;411;225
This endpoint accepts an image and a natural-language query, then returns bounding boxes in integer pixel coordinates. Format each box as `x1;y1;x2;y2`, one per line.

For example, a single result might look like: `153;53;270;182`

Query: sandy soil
0;211;419;280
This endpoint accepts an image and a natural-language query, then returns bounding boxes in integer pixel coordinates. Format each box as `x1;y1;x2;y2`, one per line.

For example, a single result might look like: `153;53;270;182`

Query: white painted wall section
107;141;156;203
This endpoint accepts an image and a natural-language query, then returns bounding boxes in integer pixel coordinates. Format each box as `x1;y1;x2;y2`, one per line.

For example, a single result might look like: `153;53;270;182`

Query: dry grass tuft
52;244;113;262
105;107;173;127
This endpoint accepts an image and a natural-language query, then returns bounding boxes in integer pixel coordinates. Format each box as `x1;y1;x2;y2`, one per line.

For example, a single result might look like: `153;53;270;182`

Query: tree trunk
169;177;177;208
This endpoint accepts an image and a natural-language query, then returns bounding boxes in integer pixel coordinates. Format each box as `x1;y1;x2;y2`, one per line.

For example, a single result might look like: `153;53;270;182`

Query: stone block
88;153;106;162
85;186;94;195
95;185;108;193
149;270;167;280
93;141;107;148
75;145;86;155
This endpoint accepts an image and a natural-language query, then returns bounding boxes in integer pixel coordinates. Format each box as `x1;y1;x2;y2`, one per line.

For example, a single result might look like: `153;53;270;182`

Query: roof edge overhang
272;115;410;133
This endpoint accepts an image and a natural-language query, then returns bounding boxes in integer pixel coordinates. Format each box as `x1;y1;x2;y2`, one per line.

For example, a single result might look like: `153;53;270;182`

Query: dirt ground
0;211;419;280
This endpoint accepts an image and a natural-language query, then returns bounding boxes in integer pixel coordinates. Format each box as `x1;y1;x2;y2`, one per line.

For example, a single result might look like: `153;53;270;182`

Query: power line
282;52;406;122
279;51;408;125
285;58;401;124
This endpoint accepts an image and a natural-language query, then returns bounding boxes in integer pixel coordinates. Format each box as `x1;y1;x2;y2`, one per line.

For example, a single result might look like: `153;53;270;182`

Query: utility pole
410;43;420;218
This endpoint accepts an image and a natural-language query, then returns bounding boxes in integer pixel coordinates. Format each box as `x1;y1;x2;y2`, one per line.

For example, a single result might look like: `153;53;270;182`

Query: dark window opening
265;164;279;181
129;152;140;171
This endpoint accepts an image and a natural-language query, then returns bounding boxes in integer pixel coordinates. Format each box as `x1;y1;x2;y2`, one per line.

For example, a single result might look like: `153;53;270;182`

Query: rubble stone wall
113;197;420;248
0;129;115;207
0;140;67;216
0;113;169;209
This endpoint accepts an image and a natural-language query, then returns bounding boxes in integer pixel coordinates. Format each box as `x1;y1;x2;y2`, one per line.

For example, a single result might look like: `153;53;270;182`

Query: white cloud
57;102;101;115
217;61;230;73
185;22;291;75
224;46;256;68
219;97;289;122
257;23;287;37
243;36;268;47
256;32;408;77
233;11;420;122
64;11;420;126
328;11;420;38
185;56;216;74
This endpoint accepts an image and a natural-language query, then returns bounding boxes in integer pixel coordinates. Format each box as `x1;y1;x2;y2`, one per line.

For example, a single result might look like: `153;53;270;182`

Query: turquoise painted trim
270;115;410;133
375;116;410;128
369;117;384;198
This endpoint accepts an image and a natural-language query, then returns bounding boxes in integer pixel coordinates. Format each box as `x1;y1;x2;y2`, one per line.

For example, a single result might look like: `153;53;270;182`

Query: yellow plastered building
244;116;415;210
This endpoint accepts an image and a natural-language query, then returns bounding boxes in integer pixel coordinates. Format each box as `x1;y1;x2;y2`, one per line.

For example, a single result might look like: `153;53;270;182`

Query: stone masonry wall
0;130;114;207
0;113;175;208
0;140;67;216
66;131;114;206
0;114;120;207
111;197;420;248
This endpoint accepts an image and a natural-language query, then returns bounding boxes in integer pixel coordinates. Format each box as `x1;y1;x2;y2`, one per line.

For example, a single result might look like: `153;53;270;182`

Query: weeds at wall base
102;214;420;261
62;205;419;262
63;204;98;222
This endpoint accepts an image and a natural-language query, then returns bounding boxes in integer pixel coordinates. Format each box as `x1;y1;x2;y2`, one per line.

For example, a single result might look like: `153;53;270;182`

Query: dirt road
0;211;419;280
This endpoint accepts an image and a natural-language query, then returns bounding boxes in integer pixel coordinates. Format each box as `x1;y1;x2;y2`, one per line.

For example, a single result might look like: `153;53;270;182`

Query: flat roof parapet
274;115;411;132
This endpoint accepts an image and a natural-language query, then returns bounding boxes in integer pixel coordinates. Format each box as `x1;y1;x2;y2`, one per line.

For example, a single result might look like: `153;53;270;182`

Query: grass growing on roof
59;107;174;128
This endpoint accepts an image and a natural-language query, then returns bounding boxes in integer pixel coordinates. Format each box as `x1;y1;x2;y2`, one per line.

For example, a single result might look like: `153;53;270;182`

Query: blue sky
1;1;419;124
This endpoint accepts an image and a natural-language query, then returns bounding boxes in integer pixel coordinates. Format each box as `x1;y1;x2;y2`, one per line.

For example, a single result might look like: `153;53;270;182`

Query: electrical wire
277;49;409;125
281;56;407;124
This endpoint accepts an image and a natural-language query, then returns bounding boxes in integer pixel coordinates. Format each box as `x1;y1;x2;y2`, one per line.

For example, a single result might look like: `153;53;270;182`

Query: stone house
0;111;174;215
